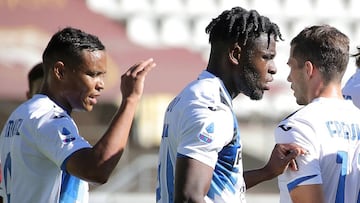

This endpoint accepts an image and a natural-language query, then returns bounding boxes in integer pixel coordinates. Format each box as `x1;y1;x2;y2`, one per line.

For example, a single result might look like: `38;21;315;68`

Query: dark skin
174;34;306;203
41;50;156;184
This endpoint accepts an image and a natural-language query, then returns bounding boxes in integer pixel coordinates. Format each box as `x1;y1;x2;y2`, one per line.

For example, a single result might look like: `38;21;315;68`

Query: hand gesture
264;143;308;177
120;58;156;101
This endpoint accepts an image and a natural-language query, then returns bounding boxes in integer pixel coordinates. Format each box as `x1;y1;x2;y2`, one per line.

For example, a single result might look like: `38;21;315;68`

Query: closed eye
85;71;106;78
263;54;275;60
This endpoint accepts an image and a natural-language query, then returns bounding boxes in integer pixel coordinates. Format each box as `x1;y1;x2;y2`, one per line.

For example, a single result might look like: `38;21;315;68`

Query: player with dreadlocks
156;7;306;203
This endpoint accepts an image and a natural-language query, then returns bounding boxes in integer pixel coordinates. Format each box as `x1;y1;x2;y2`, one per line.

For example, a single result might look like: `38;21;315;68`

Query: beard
236;61;264;100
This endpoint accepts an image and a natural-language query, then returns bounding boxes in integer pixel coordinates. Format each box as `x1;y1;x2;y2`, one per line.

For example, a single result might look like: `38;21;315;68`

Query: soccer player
275;25;360;203
342;46;360;108
0;27;155;203
156;7;306;203
24;61;89;202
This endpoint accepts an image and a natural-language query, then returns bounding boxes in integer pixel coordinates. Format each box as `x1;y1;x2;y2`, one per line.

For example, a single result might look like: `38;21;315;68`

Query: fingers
283;150;299;171
278;143;310;172
288;159;298;171
280;143;308;156
127;58;156;77
273;144;308;172
120;58;156;99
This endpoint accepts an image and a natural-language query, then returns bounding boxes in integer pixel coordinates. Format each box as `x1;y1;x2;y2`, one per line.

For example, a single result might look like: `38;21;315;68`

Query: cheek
77;77;95;91
257;64;268;79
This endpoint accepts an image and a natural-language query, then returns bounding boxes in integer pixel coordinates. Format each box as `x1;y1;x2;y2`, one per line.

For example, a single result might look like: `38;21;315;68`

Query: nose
268;63;277;75
96;77;105;91
287;74;291;82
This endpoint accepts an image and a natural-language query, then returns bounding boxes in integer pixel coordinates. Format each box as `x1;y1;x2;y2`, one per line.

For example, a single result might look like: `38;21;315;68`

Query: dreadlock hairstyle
205;7;283;47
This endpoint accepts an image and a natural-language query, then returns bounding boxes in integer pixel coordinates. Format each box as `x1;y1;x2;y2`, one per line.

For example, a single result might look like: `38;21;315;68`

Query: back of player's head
291;25;349;83
205;7;283;47
28;62;43;84
42;27;105;73
27;62;44;98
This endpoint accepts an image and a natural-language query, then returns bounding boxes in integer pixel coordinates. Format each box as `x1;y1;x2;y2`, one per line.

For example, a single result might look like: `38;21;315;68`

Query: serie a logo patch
198;122;214;143
61;127;76;143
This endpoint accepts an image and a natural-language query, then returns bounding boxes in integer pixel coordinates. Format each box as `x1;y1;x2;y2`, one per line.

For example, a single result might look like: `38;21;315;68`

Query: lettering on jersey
234;147;242;167
326;120;360;140
60;127;76;143
279;124;292;131
198;122;214;143
4;119;23;138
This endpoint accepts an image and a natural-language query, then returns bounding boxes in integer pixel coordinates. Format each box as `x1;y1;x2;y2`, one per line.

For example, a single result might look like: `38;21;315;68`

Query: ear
304;61;315;79
229;43;241;65
53;61;65;80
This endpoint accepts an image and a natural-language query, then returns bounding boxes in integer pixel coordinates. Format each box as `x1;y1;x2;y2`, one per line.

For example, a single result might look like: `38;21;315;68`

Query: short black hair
28;62;43;87
42;27;105;72
205;7;283;47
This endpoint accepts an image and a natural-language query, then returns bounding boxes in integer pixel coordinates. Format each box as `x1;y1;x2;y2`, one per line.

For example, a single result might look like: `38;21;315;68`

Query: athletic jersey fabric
156;70;245;203
343;68;360;108
59;172;89;203
0;94;91;203
275;97;360;203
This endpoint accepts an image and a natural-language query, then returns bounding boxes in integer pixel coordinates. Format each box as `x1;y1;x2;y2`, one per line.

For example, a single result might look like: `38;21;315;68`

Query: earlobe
53;61;65;80
304;61;314;78
229;43;241;65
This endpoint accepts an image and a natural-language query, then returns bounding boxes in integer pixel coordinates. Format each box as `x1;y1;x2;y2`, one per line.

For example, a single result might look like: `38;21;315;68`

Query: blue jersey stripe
287;174;318;192
60;172;83;203
166;151;174;202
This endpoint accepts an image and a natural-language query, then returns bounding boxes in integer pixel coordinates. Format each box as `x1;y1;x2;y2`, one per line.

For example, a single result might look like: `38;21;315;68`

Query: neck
314;82;344;100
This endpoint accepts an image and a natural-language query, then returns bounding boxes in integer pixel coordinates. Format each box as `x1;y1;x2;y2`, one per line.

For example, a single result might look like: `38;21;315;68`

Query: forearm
69;97;139;183
243;167;275;189
93;97;138;168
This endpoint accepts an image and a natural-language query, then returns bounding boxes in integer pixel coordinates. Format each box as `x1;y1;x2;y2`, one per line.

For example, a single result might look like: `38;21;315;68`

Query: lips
264;78;274;90
88;94;100;105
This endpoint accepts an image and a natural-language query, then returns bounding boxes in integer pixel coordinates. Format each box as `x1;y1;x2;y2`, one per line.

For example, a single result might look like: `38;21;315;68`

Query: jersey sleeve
177;101;234;168
36;115;91;170
275;116;323;192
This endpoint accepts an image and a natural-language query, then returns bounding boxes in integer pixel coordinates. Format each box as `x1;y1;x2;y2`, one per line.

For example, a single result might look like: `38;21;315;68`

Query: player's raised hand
120;58;156;101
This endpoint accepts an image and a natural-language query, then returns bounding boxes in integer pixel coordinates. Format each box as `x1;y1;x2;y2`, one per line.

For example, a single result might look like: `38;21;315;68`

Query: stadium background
0;0;359;202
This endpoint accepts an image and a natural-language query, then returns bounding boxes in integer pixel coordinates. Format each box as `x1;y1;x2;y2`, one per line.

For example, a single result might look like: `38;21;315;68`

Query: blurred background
1;0;359;202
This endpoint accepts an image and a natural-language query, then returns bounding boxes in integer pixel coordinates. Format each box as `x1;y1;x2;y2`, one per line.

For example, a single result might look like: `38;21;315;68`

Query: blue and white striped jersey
0;94;91;203
60;172;89;203
275;98;360;203
156;71;245;203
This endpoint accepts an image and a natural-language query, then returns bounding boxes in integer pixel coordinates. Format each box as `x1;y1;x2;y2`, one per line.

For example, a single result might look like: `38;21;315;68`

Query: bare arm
244;144;307;189
174;157;213;203
66;58;156;184
290;184;324;203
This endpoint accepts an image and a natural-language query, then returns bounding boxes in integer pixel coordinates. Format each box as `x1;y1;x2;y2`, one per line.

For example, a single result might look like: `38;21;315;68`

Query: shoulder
28;97;76;134
179;77;224;107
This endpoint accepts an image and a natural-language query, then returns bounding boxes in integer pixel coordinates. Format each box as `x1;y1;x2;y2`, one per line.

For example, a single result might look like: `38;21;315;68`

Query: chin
85;106;94;112
249;91;264;100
